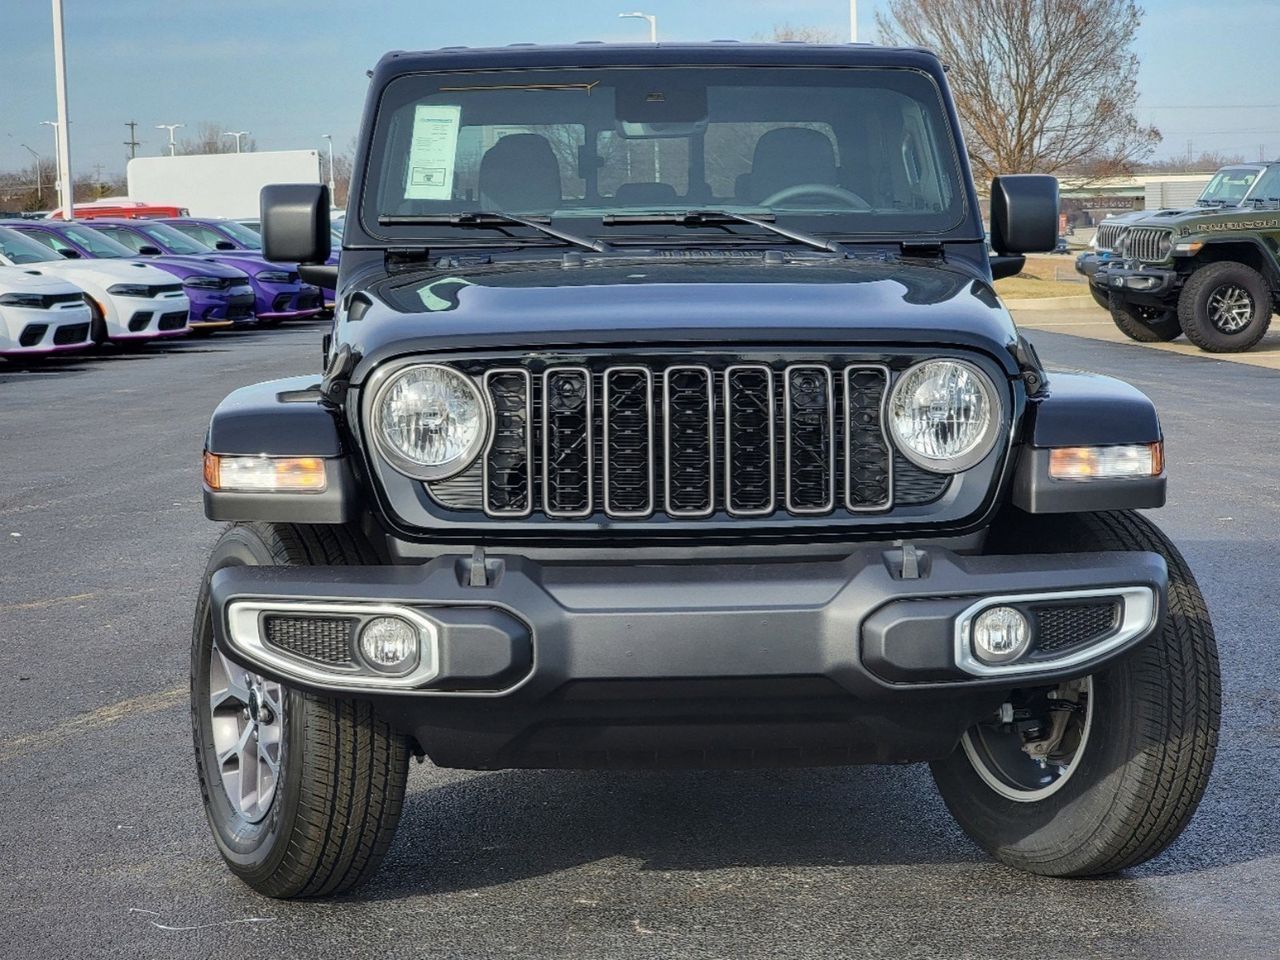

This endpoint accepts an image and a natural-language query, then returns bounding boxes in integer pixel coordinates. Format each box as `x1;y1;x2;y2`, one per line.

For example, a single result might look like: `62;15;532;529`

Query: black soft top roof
371;42;945;80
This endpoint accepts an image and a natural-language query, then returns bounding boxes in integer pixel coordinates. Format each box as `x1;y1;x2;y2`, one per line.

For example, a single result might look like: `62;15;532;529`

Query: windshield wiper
602;209;848;255
378;211;611;253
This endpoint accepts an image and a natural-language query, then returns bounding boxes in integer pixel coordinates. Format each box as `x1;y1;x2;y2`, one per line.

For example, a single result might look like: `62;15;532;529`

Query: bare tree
877;0;1160;183
1139;151;1245;174
765;23;842;43
177;122;258;156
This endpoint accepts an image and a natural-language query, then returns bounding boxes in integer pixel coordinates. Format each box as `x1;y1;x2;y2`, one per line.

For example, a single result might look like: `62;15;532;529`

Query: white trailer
126;150;322;219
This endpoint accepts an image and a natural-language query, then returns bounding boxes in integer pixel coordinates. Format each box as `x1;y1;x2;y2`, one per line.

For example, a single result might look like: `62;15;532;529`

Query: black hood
339;255;1022;384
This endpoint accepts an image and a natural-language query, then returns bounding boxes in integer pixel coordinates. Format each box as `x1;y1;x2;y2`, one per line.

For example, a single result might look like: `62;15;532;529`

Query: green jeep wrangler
1099;160;1280;352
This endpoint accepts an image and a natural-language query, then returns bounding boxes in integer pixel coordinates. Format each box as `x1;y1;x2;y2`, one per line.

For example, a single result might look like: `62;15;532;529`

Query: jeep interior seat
478;133;563;213
613;182;679;206
744;127;839;203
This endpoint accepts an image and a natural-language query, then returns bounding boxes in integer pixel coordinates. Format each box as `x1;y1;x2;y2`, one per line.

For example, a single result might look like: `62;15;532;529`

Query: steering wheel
759;183;871;211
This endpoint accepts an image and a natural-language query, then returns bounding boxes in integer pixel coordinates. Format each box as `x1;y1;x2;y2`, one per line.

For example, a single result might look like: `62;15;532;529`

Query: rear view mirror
990;175;1059;255
261;183;330;265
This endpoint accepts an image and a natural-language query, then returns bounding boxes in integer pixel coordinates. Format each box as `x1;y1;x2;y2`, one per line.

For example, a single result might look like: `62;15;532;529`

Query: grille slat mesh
263;615;355;664
665;367;715;516
604;368;654;516
844;367;892;510
785;366;834;513
484;369;533;516
725;365;775;515
542;368;593;517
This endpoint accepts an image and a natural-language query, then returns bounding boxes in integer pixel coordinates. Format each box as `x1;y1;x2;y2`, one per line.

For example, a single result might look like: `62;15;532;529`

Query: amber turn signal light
1048;442;1163;480
203;452;328;493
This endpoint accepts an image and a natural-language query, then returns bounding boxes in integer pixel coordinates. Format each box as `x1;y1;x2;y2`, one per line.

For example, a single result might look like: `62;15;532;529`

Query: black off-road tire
932;510;1220;877
1088;282;1110;311
192;522;410;899
1109;296;1182;342
1177;261;1273;352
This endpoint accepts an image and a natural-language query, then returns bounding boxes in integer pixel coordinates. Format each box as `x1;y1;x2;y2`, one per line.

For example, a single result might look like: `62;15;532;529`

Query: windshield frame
356;63;980;248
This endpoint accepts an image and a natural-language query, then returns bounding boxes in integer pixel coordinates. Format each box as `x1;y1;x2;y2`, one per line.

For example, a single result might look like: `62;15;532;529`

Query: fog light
358;616;419;672
971;606;1031;664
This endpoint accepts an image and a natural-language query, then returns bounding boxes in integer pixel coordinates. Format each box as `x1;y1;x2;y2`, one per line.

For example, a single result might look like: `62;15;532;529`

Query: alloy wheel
961;677;1093;802
208;648;285;823
1206;283;1255;333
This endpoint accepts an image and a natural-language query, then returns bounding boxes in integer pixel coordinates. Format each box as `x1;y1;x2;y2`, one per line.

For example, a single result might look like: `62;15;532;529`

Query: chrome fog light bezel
953;587;1157;677
224;600;439;689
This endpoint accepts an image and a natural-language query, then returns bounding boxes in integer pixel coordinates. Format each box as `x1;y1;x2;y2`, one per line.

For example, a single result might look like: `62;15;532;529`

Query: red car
45;200;188;220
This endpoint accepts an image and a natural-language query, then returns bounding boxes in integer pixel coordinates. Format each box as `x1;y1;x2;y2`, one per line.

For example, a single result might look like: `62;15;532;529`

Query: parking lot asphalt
1;318;1278;960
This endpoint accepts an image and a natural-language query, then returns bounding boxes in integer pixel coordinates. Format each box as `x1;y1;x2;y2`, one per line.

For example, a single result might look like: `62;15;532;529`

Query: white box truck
126;150;322;219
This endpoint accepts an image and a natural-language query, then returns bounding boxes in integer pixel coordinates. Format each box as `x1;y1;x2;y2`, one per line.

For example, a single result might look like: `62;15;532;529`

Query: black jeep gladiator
192;42;1220;898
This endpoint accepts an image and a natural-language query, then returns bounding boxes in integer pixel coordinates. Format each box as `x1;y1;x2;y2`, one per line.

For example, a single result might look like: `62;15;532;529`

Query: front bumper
257;283;324;320
211;546;1167;769
1094;262;1181;304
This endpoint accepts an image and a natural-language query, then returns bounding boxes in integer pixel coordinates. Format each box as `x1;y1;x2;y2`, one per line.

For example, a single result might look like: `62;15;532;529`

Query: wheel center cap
248;687;262;724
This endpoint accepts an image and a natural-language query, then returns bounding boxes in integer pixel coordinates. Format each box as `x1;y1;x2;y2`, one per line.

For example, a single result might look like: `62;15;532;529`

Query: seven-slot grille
1095;221;1129;253
472;361;900;521
1123;227;1172;264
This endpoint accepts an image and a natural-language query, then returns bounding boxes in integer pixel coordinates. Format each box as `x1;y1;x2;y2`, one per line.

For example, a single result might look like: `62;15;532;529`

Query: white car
0;226;190;344
0;265;94;357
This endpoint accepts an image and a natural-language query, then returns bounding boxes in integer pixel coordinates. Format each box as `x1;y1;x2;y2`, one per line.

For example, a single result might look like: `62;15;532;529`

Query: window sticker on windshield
404;104;462;200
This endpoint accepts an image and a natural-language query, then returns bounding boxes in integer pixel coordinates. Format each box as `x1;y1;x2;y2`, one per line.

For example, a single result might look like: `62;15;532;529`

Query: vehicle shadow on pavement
363;763;977;898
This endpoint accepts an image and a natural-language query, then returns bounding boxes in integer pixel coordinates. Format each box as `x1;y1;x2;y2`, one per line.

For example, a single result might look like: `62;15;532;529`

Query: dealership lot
0;321;1278;959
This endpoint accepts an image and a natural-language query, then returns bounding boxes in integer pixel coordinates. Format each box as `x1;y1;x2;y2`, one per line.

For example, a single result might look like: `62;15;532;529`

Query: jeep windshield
1197;166;1263;205
363;66;970;246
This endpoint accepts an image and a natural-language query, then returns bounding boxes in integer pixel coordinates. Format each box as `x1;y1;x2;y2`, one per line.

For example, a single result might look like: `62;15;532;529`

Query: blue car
164;216;338;311
87;219;323;324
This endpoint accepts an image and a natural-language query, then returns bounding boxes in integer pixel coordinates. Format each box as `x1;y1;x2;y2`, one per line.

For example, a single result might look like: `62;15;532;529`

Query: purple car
164;216;338;310
4;220;256;331
86;220;324;324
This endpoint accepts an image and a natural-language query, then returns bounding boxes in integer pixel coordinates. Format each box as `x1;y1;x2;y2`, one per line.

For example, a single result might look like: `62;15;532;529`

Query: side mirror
138;245;162;256
57;247;81;258
214;240;236;251
990;175;1059;255
261;183;330;265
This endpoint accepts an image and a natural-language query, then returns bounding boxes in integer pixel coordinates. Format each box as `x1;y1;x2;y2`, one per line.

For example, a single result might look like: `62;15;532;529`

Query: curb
1004;295;1095;311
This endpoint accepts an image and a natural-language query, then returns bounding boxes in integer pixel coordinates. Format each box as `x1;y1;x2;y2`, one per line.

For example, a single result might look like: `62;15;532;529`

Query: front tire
931;510;1220;877
1178;261;1273;352
1109;296;1181;342
191;522;410;898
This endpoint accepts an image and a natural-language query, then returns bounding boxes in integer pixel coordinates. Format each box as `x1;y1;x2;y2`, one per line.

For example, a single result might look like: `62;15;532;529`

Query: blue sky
3;0;1278;176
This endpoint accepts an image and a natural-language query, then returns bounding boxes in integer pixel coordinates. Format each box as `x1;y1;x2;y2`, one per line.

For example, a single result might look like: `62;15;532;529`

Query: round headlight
372;364;488;480
888;360;1000;473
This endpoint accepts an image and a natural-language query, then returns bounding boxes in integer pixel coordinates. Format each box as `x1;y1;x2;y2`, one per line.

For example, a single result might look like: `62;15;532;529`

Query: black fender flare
1011;372;1166;513
203;376;360;523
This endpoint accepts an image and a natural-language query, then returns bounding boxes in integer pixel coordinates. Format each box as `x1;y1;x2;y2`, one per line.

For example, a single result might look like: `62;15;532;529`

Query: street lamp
156;123;184;157
20;144;42;205
50;0;73;220
618;11;657;42
40;120;61;207
322;133;337;206
223;130;250;153
850;0;858;42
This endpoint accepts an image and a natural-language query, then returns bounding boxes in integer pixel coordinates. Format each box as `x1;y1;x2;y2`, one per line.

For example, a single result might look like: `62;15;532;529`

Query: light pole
223;130;250;153
50;0;73;220
156;123;184;156
850;0;858;42
618;11;657;42
322;134;337;206
618;12;661;181
20;144;42;205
